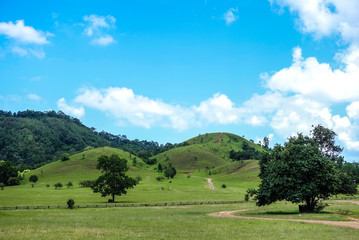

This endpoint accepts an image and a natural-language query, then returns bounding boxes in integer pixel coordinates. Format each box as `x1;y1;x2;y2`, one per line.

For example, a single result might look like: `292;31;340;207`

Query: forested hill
0;110;173;169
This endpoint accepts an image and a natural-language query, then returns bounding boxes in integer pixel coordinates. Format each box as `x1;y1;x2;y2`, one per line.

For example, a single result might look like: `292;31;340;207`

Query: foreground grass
0;202;358;240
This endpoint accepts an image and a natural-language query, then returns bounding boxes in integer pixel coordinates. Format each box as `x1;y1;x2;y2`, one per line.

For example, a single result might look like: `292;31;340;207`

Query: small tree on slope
92;154;137;203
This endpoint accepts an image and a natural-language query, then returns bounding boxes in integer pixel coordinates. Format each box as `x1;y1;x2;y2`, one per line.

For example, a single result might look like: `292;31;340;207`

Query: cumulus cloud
224;8;239;25
57;98;85;118
83;15;116;46
0;20;52;58
270;0;359;44
0;20;52;44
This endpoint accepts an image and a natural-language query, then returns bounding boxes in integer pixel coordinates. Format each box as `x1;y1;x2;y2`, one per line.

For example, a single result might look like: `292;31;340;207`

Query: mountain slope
154;132;264;171
0;110;170;169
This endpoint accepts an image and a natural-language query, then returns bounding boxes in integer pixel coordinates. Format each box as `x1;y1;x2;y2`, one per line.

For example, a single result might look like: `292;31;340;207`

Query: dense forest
0;110;175;169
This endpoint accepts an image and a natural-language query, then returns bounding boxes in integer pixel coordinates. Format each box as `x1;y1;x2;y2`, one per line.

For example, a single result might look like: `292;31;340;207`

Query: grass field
1;145;359;239
1;201;359;239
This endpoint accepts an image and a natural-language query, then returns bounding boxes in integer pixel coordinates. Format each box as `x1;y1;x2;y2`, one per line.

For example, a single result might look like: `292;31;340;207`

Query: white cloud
195;93;240;124
270;0;359;44
0;20;52;58
264;45;359;103
83;15;116;46
0;20;52;44
27;93;42;101
73;87;194;130
224;8;238;25
57;98;85;118
346;101;359;120
91;35;115;46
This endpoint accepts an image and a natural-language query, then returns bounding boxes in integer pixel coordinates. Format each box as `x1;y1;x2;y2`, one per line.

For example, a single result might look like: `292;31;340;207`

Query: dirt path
209;210;359;229
215;133;223;143
207;178;216;190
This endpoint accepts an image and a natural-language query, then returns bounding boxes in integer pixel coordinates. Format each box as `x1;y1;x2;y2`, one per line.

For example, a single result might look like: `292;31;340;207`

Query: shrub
221;184;226;188
7;176;20;186
0;182;4;190
46;184;50;188
66;181;73;188
156;176;165;181
187;175;191;178
67;199;75;209
135;176;142;183
244;194;249;202
79;180;95;188
54;182;63;189
60;153;70;161
29;175;38;187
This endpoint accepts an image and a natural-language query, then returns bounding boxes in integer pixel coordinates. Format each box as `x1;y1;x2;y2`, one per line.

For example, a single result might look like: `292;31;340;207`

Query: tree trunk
112;194;115;203
299;197;317;213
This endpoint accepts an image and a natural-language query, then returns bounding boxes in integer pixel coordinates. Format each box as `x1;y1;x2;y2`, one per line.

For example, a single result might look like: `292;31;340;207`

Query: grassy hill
0;144;261;207
0;110;171;169
26;147;147;184
153;132;264;171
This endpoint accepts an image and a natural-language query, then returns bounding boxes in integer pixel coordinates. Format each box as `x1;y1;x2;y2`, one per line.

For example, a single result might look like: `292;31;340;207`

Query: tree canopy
92;154;137;202
255;126;357;213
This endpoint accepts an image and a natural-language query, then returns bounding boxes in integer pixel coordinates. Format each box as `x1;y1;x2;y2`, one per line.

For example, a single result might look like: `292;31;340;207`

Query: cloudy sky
1;0;359;160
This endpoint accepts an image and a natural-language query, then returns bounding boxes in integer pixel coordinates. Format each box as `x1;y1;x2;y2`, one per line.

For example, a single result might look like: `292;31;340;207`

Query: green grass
1;202;359;239
153;132;265;172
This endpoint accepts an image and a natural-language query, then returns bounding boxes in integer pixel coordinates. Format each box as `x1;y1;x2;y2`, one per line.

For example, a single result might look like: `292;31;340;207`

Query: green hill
27;146;146;184
0;110;171;169
153;132;264;171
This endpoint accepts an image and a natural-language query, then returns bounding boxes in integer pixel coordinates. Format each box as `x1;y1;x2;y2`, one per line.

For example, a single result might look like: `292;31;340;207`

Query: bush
187;175;191;178
244;193;249;202
54;182;63;189
221;184;226;188
46;184;50;188
60;153;70;161
66;181;73;188
0;182;4;190
135;176;142;183
79;180;95;188
67;199;75;209
7;176;20;186
156;176;165;181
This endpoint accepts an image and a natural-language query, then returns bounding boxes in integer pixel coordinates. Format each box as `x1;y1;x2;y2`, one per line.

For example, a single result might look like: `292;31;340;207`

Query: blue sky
1;0;359;161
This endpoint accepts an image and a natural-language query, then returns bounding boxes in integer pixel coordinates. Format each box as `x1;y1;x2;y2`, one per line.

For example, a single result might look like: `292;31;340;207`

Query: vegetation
54;182;63;189
0;110;176;170
164;163;177;179
254;126;357;213
29;175;38;187
60;153;70;161
67;199;75;209
92;154;137;202
0;160;19;186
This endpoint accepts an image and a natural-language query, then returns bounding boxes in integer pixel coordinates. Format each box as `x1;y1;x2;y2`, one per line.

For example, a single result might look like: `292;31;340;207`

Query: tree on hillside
60;153;70;161
256;134;340;213
92;154;137;202
0;161;19;186
158;163;163;172
164;163;177;179
29;175;38;188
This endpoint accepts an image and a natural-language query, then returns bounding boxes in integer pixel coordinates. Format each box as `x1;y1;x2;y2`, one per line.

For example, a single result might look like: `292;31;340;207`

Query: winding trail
207;178;216;190
209;209;359;229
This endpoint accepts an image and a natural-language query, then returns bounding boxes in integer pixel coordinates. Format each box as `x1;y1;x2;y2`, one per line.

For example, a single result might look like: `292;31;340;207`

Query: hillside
153;132;264;171
0;110;172;169
0;146;260;207
27;146;146;184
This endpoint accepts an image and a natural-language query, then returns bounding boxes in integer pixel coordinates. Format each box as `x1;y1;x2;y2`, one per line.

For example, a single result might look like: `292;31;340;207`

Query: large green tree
256;133;341;213
92;154;137;202
0;160;18;186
